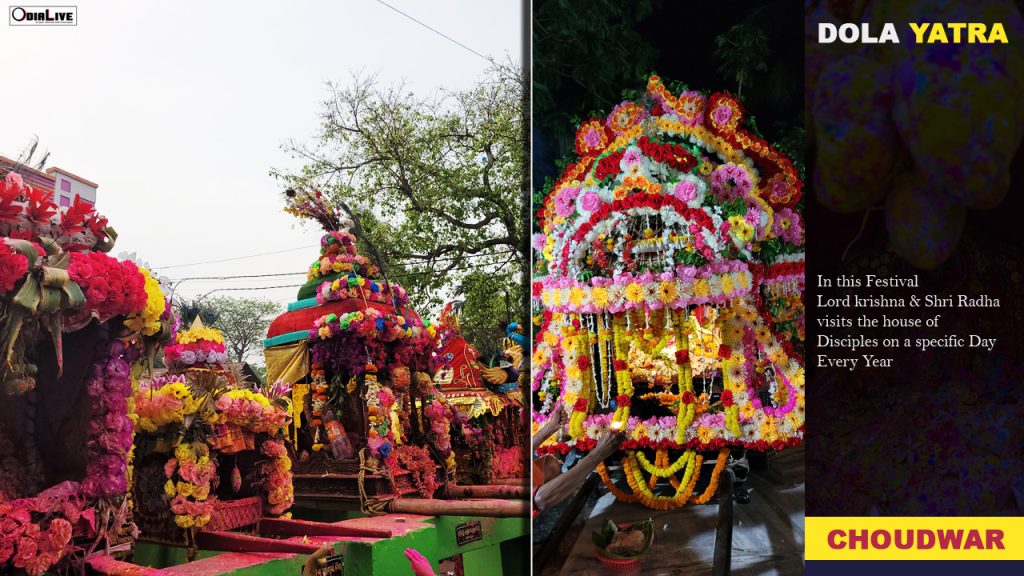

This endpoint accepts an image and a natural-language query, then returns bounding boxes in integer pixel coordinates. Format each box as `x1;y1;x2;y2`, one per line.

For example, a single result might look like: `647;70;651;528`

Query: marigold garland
621;449;701;511
596;462;638;503
690;448;730;505
635;449;691;478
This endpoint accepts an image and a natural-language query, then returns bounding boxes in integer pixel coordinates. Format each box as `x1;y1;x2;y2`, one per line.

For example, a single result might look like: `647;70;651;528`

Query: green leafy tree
714;19;770;98
533;0;659;156
203;296;281;365
455;270;523;362
273;63;527;343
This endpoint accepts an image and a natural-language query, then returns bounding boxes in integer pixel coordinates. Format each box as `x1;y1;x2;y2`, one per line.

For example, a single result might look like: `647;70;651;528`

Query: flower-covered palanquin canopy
533;77;805;509
0;169;175;574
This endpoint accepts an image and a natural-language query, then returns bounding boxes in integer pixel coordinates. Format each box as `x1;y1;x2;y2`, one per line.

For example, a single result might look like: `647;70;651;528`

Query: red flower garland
594;150;626;181
637;136;697;173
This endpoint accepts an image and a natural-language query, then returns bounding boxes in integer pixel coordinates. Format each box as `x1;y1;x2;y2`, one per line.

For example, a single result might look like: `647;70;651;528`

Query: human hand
301;544;332;576
404;548;435;576
594;428;626;458
539;402;564;435
554;401;568;427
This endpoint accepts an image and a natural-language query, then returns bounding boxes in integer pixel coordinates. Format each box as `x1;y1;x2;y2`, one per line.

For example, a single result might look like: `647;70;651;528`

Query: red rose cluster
67;252;147;319
594;149;625;181
0;245;28;294
636;136;697;173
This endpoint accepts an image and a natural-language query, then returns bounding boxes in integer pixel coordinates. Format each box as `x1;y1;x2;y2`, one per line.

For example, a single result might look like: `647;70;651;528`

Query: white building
0;156;98;207
47;166;98;207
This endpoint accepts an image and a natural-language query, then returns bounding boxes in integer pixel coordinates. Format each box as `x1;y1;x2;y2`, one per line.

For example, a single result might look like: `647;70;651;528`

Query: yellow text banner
806;517;1024;560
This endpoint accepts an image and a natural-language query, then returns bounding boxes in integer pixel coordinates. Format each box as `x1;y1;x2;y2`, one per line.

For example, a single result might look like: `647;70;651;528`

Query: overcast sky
0;0;522;312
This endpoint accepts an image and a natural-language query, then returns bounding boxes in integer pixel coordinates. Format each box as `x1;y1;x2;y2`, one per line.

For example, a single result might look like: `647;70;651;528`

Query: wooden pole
491;477;528;486
195;531;322;555
258;517;393;539
388;497;528;518
534;472;600;572
445;484;529;499
712;469;735;576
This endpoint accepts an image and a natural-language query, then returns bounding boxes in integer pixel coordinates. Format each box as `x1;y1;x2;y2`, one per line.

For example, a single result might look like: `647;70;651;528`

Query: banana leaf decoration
3;237;85;375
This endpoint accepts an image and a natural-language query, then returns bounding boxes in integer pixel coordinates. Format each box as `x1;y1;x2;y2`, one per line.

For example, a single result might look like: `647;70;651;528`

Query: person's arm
533;429;624;512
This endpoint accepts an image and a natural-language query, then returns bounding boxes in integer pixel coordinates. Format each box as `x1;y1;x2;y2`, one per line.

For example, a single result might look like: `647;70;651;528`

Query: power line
170;271;307;281
152;245;318;270
165;249;520;281
191;284;303;292
370;0;492;63
172;259;517;291
402;248;517;264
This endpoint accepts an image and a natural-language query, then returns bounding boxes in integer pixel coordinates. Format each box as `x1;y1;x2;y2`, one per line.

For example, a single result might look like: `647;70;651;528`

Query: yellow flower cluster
728;216;755;244
176;324;225;345
213;388;289;434
124;268;167;336
135;382;200;432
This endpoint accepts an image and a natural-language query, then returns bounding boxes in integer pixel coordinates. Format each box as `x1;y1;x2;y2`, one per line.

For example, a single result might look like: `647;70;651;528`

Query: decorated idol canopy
532;77;805;509
131;318;293;551
263;190;449;503
433;304;526;484
0;170;174;575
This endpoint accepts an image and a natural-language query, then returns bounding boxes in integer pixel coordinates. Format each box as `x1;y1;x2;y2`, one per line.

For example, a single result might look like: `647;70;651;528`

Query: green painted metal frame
128;513;528;576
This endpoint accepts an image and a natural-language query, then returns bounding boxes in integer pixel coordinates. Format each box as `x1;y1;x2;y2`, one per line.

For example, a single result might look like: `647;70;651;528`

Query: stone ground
537;446;805;576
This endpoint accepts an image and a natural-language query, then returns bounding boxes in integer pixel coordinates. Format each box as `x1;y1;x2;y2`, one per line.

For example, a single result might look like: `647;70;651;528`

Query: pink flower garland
1;335;138;575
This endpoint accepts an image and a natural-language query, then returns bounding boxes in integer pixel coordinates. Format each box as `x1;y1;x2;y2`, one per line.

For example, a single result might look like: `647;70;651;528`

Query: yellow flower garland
610;315;633;425
725;404;741;436
622;450;700;510
635;449;693;478
597;448;732;511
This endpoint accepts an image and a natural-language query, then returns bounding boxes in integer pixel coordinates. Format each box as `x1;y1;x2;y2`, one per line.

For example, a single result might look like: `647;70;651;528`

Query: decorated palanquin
131;318;293;552
0;170;174;574
433;306;526;485
262;190;450;506
532;77;805;510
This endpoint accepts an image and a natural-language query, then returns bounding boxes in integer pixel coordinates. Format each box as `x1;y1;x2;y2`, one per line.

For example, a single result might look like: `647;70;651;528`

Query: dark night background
533;0;804;196
805;0;1024;573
